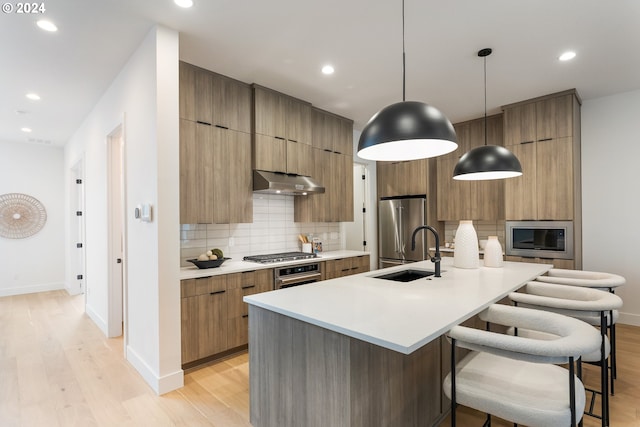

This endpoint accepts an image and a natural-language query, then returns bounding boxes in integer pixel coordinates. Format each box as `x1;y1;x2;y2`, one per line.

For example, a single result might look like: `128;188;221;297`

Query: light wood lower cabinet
505;256;575;270
324;255;370;280
180;276;227;364
181;269;273;367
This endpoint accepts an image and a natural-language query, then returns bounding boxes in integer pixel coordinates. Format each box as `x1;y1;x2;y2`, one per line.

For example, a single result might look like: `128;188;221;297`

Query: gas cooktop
243;251;317;264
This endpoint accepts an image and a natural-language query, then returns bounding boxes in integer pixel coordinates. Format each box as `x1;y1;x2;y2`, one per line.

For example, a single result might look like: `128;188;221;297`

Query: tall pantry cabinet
502;89;582;268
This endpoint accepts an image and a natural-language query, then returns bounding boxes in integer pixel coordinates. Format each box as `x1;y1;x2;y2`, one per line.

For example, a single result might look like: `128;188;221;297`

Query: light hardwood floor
1;290;638;426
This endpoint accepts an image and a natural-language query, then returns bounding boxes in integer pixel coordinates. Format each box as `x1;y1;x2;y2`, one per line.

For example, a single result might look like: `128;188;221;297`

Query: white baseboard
0;282;65;297
618;311;640;327
126;345;184;395
85;304;108;336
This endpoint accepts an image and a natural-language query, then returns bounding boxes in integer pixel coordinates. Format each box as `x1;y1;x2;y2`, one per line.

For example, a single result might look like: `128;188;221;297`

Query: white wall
0;141;65;296
64;25;182;394
582;89;640;326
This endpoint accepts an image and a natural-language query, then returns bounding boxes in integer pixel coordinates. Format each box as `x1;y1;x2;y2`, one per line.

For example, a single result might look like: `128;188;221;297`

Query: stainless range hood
253;170;325;195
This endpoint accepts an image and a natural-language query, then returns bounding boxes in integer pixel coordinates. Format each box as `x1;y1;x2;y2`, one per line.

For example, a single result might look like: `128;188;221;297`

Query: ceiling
2;0;639;147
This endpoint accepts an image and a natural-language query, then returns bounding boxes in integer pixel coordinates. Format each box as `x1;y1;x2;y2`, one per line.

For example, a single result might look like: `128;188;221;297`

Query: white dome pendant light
357;0;458;161
453;48;522;180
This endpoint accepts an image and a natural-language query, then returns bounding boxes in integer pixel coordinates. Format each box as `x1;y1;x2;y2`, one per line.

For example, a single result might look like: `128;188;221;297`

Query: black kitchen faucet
411;225;442;277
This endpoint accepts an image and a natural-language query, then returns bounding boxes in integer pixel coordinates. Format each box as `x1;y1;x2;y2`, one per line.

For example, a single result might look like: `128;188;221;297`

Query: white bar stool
443;304;601;427
509;281;623;427
535;268;626;388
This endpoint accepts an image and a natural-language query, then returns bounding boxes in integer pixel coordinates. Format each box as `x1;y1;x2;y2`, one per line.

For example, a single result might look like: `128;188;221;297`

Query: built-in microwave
505;221;574;260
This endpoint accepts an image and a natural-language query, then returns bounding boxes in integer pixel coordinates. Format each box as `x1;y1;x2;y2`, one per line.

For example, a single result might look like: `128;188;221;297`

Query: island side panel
249;305;445;427
349;337;443;426
249;306;350;427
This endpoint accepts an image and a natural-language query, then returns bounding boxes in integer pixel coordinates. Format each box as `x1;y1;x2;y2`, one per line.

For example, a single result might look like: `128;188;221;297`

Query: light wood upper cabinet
378;159;429;199
253;85;287;138
294;109;354;223
503;102;536;146
180;61;251;133
213;74;251;133
252;85;315;175
180;120;253;224
226;129;253;223
535;95;573;141
503;142;537;220
436;114;504;221
311;108;354;155
180;120;213;224
286;97;312;145
294;149;353;222
502;90;580;221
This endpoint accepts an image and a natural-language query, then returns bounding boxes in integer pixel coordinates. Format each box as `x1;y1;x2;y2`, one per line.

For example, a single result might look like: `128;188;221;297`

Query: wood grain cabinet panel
324;255;370;280
436;114;504;221
181;269;273;367
502;91;579;221
181;120;253;224
212;73;251;133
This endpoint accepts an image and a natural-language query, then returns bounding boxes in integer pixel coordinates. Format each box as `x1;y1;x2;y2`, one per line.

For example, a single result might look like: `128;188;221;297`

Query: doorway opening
344;163;369;252
107;125;126;339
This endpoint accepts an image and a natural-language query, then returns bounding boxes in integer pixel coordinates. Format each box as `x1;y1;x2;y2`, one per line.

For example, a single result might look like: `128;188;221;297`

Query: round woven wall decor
0;193;47;239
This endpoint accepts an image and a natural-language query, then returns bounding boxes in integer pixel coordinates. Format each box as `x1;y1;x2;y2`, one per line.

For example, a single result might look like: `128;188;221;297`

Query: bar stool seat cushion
443;352;587;427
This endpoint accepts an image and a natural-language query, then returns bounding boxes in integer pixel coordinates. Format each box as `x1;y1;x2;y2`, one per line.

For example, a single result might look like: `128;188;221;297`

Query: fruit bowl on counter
187;257;230;269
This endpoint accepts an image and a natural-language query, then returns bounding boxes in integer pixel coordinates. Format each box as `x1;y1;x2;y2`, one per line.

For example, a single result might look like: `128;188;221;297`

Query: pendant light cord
483;51;488;146
402;0;406;102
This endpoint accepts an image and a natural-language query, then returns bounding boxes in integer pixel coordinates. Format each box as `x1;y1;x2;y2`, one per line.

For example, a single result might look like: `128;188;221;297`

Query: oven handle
276;271;322;285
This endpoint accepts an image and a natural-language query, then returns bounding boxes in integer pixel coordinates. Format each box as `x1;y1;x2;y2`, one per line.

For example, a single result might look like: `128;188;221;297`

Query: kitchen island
244;258;551;427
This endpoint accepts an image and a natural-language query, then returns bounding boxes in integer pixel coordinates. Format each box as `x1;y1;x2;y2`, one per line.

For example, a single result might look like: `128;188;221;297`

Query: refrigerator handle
398;205;405;255
394;205;401;254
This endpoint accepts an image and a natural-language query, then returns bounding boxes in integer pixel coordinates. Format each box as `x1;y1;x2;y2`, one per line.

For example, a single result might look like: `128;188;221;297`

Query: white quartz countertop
244;258;551;354
180;250;370;280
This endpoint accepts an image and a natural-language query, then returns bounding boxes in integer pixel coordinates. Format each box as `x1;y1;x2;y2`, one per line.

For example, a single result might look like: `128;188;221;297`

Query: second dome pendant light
453;48;522;180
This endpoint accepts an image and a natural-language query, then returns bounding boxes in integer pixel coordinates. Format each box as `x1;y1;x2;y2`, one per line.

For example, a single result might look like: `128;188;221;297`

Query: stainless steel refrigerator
378;196;427;269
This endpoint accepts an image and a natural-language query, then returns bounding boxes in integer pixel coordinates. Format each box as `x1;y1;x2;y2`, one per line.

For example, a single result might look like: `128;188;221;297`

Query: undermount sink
373;269;436;282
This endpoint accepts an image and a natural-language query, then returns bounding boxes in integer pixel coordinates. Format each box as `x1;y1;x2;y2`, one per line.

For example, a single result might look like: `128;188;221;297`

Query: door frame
106;122;127;340
69;158;86;296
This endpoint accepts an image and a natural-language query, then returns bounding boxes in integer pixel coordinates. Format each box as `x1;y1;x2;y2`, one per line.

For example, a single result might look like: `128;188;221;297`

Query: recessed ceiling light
36;20;58;32
21;127;32;133
559;51;576;61
174;0;194;8
322;65;335;75
26;93;41;101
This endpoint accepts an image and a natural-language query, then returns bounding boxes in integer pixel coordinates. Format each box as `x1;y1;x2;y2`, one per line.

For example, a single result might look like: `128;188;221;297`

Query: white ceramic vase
453;220;479;269
483;235;504;268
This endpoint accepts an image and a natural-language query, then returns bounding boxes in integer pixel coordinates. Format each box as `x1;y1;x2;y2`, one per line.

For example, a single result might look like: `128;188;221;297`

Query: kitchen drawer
181;275;226;298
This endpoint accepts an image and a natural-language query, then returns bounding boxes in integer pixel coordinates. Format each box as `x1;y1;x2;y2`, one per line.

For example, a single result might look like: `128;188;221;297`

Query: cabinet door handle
210;290;226;295
196;120;212;126
275;136;286;140
341;268;350;272
324;149;332;152
289;138;298;143
520;140;534;145
242;314;249;318
195;276;211;280
537;137;553;142
242;285;256;290
215;124;229;130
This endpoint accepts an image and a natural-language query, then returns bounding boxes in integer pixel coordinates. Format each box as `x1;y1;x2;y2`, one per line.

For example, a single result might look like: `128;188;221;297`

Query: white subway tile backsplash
180;193;342;266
